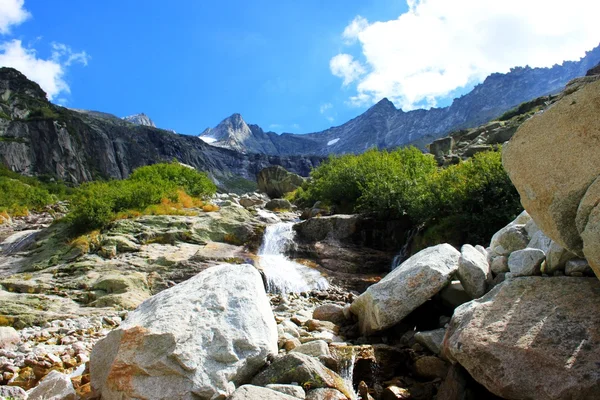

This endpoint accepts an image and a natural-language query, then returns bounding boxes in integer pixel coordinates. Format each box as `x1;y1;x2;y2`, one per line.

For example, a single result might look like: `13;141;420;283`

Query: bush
298;148;521;245
67;162;217;233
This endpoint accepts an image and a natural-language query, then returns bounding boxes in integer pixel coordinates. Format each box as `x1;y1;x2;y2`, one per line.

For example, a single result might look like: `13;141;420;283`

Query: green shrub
67;162;216;233
298;148;521;245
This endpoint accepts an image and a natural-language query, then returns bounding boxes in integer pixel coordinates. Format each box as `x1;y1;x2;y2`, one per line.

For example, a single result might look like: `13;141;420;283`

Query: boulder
350;244;460;335
257;166;305;199
90;264;278;400
229;385;299;400
507;248;545;276
490;256;508;274
503;79;600;277
0;326;20;349
565;259;595;277
457;244;491;298
527;230;553;254
27;370;76;400
251;353;353;399
489;224;529;256
265;199;293;211
294;215;359;242
444;276;600;400
313;304;346;325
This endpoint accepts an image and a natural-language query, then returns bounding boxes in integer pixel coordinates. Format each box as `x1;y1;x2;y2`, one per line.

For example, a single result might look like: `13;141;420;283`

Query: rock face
0;68;321;187
195;46;600;156
350;244;460;335
503;77;600;278
444;276;600;400
257;166;305;199
90;264;278;400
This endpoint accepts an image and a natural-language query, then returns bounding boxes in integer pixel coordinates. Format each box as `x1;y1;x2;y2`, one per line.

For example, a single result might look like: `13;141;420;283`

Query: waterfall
258;222;329;294
332;346;358;400
391;227;419;270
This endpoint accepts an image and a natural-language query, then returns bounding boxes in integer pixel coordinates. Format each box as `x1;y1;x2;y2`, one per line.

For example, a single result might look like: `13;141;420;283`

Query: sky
0;0;599;135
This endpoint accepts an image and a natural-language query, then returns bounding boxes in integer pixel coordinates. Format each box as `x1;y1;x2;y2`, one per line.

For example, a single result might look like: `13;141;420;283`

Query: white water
258;222;329;294
391;227;420;270
332;346;358;400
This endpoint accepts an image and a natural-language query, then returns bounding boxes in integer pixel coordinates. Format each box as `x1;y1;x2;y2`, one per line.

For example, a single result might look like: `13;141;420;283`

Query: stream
257;221;329;294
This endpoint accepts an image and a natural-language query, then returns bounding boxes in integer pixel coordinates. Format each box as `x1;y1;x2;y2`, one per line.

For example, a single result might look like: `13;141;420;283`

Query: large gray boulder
503;79;600;278
257;166;305;199
457;244;491;298
444;277;600;400
508;248;545;276
350;244;460;335
90;264;278;400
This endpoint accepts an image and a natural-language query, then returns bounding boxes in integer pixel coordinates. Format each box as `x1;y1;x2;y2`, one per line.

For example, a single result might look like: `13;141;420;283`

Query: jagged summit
123;113;156;127
199;44;600;156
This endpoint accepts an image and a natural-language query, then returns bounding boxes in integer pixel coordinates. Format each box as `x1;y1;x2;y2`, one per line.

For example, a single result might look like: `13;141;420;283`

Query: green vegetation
220;176;258;194
66;162;217;233
0;166;72;216
294;147;521;245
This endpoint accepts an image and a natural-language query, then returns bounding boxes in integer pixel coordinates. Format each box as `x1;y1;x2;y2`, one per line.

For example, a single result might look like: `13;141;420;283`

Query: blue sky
1;0;599;135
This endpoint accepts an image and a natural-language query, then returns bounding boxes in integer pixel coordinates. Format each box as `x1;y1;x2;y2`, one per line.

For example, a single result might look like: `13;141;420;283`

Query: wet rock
294;215;359;242
507;248;545;276
351;244;460;335
313;304;346;325
27;370;76;400
266;384;306;399
457;244;491;299
414;329;446;355
251;353;353;399
229;385;299;399
91;264;278;400
444;276;600;400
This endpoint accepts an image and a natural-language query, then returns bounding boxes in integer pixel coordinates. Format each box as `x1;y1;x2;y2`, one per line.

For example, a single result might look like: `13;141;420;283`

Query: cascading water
391;227;420;270
258;222;329;294
331;346;358;400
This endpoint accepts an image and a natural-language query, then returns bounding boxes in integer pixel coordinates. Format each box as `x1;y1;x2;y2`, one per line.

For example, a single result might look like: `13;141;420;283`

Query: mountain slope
0;68;321;188
201;44;600;156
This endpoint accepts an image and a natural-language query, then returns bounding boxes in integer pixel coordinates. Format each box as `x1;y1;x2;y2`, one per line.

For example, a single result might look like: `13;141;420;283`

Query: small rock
283;338;302;352
0;327;20;350
414;329;446;355
508;248;545;276
490;256;509;274
27;370;76;400
565;259;595;276
291;340;331;358
413;356;449;380
313;304;346;325
266;384;306;399
0;385;28;399
229;385;299;399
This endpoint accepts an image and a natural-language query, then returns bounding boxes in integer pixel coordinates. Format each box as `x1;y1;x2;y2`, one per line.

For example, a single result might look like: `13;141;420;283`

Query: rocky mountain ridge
200;45;600;156
122;113;155;127
0;68;322;189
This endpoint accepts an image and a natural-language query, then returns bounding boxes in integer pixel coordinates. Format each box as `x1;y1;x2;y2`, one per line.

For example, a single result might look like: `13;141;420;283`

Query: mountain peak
123;113;156;127
369;97;397;114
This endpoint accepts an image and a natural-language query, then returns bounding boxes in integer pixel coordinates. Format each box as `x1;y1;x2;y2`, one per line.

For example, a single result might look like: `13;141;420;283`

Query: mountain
0;68;322;189
201;44;600;156
123;113;156;127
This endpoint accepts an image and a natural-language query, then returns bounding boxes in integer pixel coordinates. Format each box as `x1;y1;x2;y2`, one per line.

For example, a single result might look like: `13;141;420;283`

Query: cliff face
0;68;321;186
200;45;600;156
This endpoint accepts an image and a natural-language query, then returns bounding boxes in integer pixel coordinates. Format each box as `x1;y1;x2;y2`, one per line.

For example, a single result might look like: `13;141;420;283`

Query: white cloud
319;102;333;114
268;123;283;130
330;53;365;86
332;0;600;110
0;40;89;100
0;0;30;35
